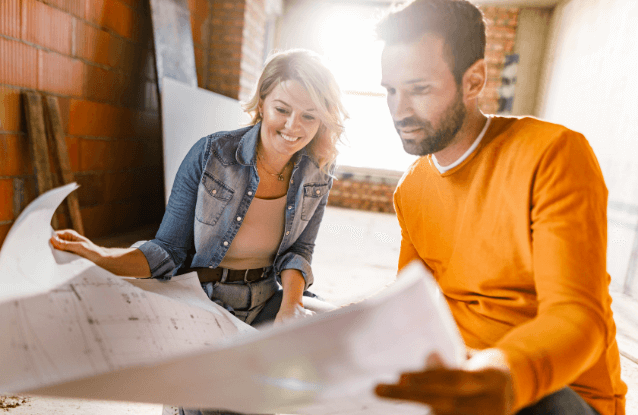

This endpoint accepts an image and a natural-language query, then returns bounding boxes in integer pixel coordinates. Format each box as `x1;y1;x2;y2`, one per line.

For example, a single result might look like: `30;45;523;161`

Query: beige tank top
218;195;287;270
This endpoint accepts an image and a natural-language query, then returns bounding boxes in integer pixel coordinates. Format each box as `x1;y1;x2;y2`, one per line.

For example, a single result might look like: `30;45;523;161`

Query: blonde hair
242;49;348;169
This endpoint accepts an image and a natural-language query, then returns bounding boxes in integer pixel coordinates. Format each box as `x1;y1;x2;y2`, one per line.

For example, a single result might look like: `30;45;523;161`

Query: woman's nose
285;114;300;130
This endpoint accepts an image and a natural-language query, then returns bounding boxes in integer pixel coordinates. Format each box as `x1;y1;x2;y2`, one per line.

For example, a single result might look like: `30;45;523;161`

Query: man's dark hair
376;0;486;84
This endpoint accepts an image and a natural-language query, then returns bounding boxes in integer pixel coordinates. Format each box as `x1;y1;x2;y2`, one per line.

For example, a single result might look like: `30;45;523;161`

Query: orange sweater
394;116;626;414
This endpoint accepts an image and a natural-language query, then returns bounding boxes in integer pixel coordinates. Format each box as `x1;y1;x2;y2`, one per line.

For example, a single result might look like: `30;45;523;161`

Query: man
372;1;627;414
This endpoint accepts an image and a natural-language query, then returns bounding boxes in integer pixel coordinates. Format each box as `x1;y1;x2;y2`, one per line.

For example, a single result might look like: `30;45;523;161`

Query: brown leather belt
182;267;267;284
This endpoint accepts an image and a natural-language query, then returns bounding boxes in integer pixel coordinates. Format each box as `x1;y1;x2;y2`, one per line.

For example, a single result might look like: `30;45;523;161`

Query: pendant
277;174;284;181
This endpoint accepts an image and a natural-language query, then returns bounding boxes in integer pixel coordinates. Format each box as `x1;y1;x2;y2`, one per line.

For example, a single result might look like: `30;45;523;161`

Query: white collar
432;116;492;174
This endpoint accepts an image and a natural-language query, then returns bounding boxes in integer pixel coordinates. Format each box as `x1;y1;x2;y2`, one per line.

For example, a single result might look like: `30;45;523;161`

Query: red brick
68;99;135;139
78;137;111;171
75;172;106;205
0;0;21;38
0;134;32;176
46;0;84;18
0;223;11;248
84;64;124;103
75;21;113;67
0;86;23;133
23;0;73;55
0;37;38;88
111;139;144;170
65;136;80;172
191;15;206;46
194;45;205;87
0;179;14;221
38;50;84;97
87;0;137;40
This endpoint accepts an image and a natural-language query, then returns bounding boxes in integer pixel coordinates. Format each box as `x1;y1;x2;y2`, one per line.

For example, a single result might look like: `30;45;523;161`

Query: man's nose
391;92;413;121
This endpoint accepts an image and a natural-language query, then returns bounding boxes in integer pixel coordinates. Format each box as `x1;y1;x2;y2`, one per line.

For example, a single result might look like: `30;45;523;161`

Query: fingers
52;229;86;242
426;352;445;369
399;369;507;395
376;384;505;415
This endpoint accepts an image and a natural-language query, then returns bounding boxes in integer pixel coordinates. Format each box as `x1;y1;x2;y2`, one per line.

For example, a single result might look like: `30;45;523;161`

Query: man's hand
274;301;315;325
375;350;514;415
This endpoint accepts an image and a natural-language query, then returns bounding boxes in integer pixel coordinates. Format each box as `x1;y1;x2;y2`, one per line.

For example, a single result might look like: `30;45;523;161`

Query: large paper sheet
0;185;465;414
0;183;80;302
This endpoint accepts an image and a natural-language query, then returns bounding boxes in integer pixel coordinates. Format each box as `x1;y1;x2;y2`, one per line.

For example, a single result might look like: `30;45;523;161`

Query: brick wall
479;6;519;115
198;0;267;101
0;0;164;247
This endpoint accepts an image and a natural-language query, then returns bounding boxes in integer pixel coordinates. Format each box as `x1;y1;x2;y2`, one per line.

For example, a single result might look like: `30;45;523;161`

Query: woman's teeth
280;133;298;142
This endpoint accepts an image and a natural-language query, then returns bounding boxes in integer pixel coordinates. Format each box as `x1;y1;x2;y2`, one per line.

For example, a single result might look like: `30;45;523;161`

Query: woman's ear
462;59;487;102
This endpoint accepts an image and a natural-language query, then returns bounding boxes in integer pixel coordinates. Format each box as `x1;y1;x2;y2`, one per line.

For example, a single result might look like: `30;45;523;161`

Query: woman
51;49;348;327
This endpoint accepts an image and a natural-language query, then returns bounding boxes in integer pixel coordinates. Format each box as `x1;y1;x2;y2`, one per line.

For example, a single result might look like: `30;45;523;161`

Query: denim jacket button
285;231;290;235
247;191;253;196
290;179;294;184
209;265;214;268
287;205;292;210
223;241;229;246
212;189;217;195
236;216;242;221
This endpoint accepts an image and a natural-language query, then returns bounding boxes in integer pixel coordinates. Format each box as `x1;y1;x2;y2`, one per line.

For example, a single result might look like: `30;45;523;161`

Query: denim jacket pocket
301;183;329;221
195;172;234;226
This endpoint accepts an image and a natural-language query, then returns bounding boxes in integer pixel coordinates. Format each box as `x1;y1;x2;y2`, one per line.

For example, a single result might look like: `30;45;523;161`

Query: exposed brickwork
0;0;164;247
191;0;267;100
479;7;519;115
327;170;401;214
328;177;397;214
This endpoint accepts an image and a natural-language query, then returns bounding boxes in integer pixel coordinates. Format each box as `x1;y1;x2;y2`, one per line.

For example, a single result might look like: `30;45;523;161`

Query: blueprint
0;184;464;414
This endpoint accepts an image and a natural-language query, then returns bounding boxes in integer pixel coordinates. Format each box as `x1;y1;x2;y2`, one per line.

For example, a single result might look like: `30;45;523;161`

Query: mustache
394;116;429;130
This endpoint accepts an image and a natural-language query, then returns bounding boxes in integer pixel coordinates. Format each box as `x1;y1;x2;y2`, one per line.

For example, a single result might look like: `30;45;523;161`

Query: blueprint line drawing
0;184;463;415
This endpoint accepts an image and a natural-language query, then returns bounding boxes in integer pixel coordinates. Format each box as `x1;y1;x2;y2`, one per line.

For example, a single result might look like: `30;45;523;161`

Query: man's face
381;33;466;156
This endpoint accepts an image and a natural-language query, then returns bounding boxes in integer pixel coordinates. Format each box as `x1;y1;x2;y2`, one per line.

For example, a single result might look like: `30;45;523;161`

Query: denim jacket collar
232;122;320;168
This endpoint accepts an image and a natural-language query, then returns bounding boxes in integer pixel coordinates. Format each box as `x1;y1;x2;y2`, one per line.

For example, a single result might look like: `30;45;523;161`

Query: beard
394;90;467;156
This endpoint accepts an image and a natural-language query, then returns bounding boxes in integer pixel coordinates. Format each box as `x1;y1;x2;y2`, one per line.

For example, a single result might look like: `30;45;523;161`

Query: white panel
536;0;638;294
160;77;248;203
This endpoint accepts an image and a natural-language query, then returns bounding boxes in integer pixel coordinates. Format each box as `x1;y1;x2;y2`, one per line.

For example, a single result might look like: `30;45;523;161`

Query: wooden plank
45;96;84;235
23;92;58;229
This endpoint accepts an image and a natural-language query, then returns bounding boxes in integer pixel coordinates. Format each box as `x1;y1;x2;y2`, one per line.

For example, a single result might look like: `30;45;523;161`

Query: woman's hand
50;229;106;263
50;229;151;278
274;301;315;325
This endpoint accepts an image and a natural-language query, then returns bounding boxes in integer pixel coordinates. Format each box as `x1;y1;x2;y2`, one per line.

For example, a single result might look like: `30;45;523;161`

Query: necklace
256;150;290;181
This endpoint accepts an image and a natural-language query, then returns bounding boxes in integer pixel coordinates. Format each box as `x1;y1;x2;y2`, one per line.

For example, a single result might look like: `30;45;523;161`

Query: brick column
478;7;519;115
204;0;269;101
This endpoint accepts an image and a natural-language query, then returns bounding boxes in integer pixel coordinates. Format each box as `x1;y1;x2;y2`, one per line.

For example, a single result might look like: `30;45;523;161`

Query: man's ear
462;59;487;102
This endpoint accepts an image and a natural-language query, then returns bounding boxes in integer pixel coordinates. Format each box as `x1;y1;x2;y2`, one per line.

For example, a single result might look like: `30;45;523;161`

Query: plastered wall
535;0;638;294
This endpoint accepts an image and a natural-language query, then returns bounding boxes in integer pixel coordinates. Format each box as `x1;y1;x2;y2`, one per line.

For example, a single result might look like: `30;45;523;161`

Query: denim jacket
136;123;334;289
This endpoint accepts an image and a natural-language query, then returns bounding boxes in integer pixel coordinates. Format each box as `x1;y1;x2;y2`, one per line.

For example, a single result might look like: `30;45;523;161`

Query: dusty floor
3;207;637;413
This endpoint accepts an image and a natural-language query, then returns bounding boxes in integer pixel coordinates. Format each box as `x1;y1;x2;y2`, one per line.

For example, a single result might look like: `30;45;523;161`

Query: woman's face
259;80;322;161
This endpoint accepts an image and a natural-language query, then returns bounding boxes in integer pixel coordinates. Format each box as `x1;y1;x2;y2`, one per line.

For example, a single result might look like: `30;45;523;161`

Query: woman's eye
303;114;316;121
276;107;289;114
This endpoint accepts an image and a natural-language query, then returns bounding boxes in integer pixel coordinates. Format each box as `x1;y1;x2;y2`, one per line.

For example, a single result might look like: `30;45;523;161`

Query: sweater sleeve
495;131;610;411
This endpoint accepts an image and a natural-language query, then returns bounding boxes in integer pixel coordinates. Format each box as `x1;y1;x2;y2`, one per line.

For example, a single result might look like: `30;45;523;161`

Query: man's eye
412;86;431;94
